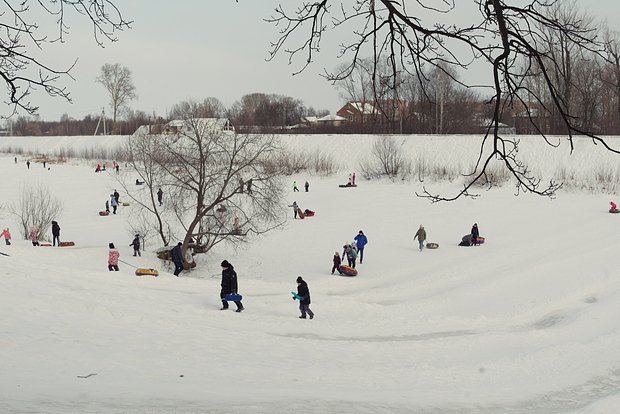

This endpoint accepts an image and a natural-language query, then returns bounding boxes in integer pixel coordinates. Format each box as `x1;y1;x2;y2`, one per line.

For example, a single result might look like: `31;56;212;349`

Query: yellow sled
135;268;159;277
122;202;130;207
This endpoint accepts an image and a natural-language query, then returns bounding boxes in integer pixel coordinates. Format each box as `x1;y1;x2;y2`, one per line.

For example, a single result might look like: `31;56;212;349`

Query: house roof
317;114;346;122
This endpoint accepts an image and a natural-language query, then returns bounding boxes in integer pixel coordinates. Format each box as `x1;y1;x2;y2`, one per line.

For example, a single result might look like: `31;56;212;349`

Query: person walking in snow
51;220;61;246
157;188;163;206
304;181;309;192
105;199;110;213
30;227;39;246
115;164;120;174
110;194;119;214
108;243;120;271
289;201;299;219
471;223;480;246
171;242;184;276
352;172;356;186
295;276;314;319
246;178;253;194
343;243;357;268
130;234;141;257
414;225;427;251
0;228;11;245
220;260;244;312
293;181;299;192
332;252;343;275
26;161;30;169
113;190;120;204
354;230;368;264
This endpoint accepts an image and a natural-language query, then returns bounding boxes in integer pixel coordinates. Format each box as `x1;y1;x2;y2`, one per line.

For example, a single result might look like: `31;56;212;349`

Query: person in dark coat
471;223;480;246
171;242;184;276
51;220;61;246
105;199;110;213
220;260;244;312
157;188;163;206
295;276;314;319
246;178;252;194
113;190;120;204
331;252;343;275
130;234;141;256
304;181;309;192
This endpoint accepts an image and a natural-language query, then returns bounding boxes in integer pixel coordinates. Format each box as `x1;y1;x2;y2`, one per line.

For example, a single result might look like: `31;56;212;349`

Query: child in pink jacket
108;242;120;271
30;227;39;246
1;228;11;245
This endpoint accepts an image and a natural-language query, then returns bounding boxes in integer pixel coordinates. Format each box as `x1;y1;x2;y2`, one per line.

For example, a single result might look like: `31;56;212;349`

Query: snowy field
1;135;620;413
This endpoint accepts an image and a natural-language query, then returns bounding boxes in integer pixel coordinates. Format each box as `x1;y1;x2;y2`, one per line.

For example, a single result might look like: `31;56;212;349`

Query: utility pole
93;108;107;136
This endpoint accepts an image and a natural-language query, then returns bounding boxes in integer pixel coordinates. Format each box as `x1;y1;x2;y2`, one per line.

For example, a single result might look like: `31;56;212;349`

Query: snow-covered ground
1;135;620;413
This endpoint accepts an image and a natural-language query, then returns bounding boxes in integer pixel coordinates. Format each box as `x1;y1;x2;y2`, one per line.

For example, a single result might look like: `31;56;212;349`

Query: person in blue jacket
353;230;368;264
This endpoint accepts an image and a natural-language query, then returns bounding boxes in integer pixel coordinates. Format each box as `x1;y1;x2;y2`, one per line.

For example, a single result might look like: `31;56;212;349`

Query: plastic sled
475;236;485;244
610;209;620;213
59;241;75;247
338;265;358;276
426;242;439;249
291;291;302;300
135;268;159;277
40;243;52;247
99;211;109;216
224;293;243;301
338;184;357;188
297;209;305;219
122;202;130;207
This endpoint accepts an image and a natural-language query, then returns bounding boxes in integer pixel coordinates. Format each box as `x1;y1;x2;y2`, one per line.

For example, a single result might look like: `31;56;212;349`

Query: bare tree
168;98;226;120
10;185;63;240
96;63;137;123
358;136;409;178
126;116;286;264
0;1;130;116
265;1;617;201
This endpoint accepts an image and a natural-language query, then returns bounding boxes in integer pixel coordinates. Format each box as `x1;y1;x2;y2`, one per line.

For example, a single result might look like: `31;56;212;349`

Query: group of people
412;223;482;251
331;230;368;274
107;234;143;271
106;190;121;214
95;161;120;174
292;180;310;192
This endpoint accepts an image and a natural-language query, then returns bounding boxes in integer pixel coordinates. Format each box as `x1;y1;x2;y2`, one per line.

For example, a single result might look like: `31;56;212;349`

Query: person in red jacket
108;243;120;271
610;201;618;213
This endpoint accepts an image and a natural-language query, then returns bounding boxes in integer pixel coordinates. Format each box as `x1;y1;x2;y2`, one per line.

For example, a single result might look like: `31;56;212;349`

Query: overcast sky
21;1;620;121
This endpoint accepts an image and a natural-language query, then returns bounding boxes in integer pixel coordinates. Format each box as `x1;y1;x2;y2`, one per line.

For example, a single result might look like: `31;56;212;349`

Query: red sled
59;241;75;247
40;243;52;247
338;265;358;276
99;211;109;216
297;208;305;219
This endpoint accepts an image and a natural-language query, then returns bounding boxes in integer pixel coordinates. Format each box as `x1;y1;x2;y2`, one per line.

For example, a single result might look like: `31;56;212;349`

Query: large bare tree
125;115;286;264
0;1;130;117
265;0;617;200
96;63;137;123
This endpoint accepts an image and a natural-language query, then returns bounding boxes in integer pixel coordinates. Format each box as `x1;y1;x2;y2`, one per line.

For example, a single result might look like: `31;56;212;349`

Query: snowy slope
1;136;620;413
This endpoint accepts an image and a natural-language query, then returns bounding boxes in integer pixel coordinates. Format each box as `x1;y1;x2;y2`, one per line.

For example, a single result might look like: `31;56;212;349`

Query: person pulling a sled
108;243;120;271
295;276;314;319
414;225;426;252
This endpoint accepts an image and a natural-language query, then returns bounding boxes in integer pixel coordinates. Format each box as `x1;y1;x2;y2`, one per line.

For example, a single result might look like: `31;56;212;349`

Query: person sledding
610;201;619;213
